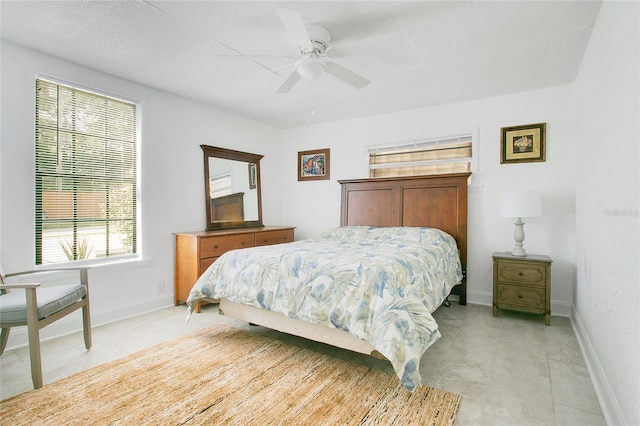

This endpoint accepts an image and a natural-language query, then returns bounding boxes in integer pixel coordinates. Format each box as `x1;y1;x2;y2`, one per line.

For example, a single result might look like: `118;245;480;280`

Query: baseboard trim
466;290;571;317
571;305;626;426
4;295;175;351
551;299;572;317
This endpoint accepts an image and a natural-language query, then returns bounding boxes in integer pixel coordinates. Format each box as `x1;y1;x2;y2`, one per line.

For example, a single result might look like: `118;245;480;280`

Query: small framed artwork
500;122;546;164
248;163;257;189
298;148;330;181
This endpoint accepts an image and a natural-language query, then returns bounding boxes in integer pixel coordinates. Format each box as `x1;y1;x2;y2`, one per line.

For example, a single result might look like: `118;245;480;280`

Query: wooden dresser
492;252;552;325
174;226;295;308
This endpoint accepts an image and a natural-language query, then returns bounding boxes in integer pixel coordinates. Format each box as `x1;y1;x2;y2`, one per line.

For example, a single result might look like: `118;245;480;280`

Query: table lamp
498;190;542;257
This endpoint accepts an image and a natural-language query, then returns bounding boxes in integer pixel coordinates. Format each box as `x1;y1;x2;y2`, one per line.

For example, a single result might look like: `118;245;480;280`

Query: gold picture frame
500;122;546;164
298;148;330;181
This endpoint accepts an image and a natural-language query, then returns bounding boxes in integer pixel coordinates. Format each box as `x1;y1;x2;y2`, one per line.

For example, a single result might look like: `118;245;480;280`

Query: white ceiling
0;1;602;129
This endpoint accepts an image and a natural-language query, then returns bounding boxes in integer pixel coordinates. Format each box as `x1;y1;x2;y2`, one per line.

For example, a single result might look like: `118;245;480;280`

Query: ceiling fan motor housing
301;25;331;55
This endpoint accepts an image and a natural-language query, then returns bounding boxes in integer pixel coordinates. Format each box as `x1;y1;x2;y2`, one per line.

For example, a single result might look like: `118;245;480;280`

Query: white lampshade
498;190;542;218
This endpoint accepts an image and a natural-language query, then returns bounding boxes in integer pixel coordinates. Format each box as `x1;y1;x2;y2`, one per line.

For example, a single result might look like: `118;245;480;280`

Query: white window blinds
35;78;138;265
368;134;473;178
210;173;232;199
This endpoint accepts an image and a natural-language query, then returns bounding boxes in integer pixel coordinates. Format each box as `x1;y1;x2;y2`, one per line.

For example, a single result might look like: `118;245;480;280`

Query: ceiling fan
223;9;371;94
274;9;371;93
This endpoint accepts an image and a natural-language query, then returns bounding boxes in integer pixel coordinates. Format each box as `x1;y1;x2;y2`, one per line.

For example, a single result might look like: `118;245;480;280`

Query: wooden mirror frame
201;145;264;230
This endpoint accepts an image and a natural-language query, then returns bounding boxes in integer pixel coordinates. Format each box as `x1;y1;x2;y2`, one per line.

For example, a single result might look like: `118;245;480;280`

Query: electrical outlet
157;280;166;293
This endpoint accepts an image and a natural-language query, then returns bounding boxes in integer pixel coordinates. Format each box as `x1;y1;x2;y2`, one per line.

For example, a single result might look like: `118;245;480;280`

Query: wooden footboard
219;298;386;359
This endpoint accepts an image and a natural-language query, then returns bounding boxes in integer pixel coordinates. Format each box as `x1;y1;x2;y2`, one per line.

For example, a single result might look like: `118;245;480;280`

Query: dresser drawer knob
518;294;523;298
518;272;523;276
214;244;219;248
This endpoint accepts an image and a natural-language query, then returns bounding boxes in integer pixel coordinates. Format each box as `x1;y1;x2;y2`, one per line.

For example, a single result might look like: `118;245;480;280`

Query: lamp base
510;246;528;257
511;217;528;257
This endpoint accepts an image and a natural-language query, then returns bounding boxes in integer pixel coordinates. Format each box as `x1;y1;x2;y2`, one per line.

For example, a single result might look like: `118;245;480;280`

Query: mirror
201;145;264;230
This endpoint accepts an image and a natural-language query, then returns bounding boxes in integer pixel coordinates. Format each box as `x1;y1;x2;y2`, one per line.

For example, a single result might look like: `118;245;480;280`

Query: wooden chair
0;266;91;388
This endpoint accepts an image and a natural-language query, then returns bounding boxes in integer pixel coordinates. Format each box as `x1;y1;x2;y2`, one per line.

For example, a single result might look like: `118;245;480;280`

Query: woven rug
0;325;461;425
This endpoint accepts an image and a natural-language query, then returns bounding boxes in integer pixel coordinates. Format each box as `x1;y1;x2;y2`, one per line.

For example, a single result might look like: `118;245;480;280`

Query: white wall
2;5;638;421
573;2;640;425
281;85;577;315
0;41;284;348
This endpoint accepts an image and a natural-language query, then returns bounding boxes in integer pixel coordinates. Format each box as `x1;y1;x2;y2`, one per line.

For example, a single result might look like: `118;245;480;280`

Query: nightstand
492;252;552;325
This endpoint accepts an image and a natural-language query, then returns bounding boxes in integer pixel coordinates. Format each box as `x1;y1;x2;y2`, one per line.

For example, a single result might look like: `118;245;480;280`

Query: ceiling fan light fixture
295;57;325;80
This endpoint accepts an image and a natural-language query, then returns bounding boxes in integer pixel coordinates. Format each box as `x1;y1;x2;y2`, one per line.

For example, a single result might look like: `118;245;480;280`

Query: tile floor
0;303;605;425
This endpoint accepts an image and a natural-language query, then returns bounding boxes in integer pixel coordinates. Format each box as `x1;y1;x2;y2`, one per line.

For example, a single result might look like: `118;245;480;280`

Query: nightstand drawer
496;284;546;312
255;229;294;246
200;234;254;258
496;261;546;286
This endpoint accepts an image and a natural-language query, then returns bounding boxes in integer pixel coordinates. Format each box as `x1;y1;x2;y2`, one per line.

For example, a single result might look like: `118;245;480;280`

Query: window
368;133;473;178
35;78;138;265
209;173;232;199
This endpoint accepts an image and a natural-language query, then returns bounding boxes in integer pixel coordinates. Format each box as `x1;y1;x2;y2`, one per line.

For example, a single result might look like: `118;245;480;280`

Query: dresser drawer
199;257;218;274
496;261;546;287
200;234;254;258
496;284;546;312
255;229;294;246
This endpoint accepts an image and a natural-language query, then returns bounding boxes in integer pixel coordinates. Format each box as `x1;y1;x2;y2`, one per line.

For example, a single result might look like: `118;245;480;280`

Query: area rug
0;325;461;425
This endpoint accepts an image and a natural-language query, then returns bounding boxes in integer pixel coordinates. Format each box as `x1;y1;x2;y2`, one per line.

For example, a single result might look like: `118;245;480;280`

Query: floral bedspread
187;226;462;391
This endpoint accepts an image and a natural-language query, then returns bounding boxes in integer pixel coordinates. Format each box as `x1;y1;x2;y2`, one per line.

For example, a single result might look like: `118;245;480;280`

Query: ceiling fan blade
219;54;294;59
218;54;296;63
276;70;302;94
276;8;313;52
325;62;371;89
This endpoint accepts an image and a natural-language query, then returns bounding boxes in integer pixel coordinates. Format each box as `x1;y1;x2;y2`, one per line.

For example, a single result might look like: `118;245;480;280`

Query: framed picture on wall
298;148;330;181
248;163;257;189
500;122;546;164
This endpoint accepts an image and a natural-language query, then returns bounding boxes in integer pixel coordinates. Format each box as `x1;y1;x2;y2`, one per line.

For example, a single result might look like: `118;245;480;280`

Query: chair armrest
5;267;90;277
0;282;41;289
5;267;90;286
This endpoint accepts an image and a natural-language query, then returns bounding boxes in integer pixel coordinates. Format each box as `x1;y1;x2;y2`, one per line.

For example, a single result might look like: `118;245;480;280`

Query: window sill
36;257;152;273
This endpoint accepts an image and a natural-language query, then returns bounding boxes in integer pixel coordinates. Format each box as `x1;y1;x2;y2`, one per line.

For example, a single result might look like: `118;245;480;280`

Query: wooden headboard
339;173;470;305
210;192;244;222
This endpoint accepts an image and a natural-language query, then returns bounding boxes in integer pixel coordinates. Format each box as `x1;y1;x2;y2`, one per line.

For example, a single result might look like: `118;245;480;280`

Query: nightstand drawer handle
518;294;523;298
518;272;523;276
214;244;219;248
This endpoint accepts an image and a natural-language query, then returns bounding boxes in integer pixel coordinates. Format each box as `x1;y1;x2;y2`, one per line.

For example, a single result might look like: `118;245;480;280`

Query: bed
187;173;470;390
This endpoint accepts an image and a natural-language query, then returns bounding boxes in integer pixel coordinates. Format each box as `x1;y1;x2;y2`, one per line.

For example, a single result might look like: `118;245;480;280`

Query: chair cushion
0;284;86;324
